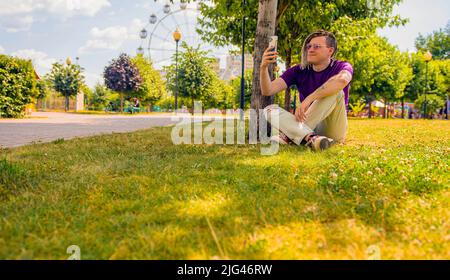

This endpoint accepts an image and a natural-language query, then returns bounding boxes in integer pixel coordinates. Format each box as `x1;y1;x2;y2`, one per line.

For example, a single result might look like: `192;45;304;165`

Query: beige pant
263;91;348;144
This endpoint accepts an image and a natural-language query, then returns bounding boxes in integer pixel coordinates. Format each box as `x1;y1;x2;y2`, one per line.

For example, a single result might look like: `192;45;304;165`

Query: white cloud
84;72;103;87
0;0;111;32
8;48;102;86
0;15;34;33
0;0;37;16
128;18;145;40
43;0;111;18
0;45;5;53
10;49;57;74
78;18;145;54
78;26;129;54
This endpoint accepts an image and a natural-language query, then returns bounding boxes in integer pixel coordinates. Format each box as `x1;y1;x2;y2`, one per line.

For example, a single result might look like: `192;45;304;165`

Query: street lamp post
240;0;246;121
173;28;182;113
423;51;432;118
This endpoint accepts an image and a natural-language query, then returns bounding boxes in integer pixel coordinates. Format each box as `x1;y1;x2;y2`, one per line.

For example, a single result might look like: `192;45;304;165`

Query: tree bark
401;97;404;119
120;92;124;113
366;95;371;119
284;47;292;111
250;0;278;141
65;93;69;112
384;98;388;119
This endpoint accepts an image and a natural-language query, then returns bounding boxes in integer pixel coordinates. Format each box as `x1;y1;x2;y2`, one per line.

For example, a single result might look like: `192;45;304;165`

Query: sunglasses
306;43;329;50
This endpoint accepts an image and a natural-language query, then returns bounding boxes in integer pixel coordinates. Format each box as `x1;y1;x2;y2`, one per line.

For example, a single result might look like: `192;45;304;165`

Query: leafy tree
405;52;450;107
208;77;235;110
198;0;404;111
131;54;165;111
48;59;85;111
415;22;450;60
86;83;114;111
231;69;253;109
405;23;450;113
0;54;38;118
81;83;93;104
433;59;450;97
104;53;142;112
415;94;445;117
36;78;51;100
198;0;402;55
164;42;216;113
371;39;413;118
329;16;414;117
156;94;175;111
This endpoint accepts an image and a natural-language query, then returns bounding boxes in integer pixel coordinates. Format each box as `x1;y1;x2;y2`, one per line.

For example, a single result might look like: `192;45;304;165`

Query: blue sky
0;0;449;87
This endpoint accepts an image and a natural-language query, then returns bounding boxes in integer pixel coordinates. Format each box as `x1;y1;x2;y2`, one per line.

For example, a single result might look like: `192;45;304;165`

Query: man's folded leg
264;91;346;149
263;104;313;145
314;91;348;143
303;91;344;132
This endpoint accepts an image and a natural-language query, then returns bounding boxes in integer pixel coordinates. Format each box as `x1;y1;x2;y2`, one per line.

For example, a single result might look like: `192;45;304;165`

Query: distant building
210;57;221;77
221;54;253;81
156;54;253;82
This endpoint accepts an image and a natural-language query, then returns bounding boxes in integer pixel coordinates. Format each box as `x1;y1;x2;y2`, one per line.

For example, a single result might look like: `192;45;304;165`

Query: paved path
0;112;185;148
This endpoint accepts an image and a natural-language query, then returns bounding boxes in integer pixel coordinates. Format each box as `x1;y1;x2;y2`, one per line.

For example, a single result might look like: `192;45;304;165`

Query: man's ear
329;47;335;57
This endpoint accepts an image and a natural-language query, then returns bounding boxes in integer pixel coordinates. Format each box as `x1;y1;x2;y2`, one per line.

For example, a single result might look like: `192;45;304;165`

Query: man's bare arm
260;47;288;96
260;75;288;96
304;70;352;104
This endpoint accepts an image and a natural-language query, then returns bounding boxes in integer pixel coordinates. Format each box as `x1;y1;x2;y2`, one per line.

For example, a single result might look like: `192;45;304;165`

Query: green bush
0;54;38;118
415;93;445;116
87;83;116;111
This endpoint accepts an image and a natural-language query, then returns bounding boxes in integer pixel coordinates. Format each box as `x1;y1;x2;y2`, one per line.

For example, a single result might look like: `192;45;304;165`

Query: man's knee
310;91;344;111
263;104;279;121
326;90;344;100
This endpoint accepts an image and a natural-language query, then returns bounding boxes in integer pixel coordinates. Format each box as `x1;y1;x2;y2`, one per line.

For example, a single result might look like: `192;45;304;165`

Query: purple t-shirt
280;59;353;107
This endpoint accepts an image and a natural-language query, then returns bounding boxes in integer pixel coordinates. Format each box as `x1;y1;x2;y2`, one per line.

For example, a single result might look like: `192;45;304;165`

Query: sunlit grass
0;119;448;259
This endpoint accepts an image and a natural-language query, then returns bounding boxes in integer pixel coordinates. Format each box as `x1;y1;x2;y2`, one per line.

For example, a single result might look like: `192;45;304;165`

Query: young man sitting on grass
260;30;353;151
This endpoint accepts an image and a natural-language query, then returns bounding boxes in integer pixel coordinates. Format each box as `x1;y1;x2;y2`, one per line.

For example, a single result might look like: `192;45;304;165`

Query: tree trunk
120;92;124;113
250;0;278;141
384;98;388;119
284;47;292;111
65;93;69;112
401;97;405;119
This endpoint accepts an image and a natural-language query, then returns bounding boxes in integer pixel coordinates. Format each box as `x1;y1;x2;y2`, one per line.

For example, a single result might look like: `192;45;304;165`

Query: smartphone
269;36;278;52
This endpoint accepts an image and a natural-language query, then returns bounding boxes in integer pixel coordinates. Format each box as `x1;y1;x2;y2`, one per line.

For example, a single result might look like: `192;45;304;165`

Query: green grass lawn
0;119;449;260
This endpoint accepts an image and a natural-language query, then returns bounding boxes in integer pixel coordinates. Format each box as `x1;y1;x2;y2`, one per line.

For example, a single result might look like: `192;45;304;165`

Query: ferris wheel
136;1;231;73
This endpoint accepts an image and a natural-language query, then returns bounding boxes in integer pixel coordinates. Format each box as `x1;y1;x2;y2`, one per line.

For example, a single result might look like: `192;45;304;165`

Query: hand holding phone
268;36;278;52
261;36;278;69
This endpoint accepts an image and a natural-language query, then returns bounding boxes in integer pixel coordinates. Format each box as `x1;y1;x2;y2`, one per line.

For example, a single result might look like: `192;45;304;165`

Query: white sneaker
305;134;335;151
